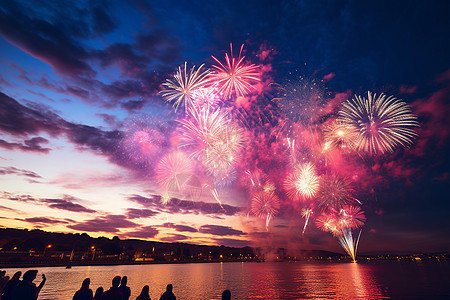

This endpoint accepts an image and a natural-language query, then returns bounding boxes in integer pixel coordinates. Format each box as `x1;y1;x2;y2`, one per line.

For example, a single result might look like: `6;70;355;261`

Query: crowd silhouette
0;270;232;299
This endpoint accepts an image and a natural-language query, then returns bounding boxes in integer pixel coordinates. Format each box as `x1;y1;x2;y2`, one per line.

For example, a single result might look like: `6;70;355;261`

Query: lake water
4;260;450;299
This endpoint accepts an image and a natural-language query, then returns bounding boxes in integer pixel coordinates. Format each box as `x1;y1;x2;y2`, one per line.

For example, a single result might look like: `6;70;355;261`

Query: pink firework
315;174;359;211
178;107;230;158
322;120;358;153
204;124;246;174
190;85;222;109
121;117;169;169
284;162;320;201
251;190;281;230
211;44;260;99
315;212;341;235
339;205;366;229
155;152;195;201
179;107;245;176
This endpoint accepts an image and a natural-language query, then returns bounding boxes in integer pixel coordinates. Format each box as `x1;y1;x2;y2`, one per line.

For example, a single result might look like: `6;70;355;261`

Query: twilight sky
0;0;449;255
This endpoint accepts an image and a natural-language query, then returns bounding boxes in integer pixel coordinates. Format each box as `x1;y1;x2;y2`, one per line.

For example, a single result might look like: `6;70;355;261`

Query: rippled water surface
4;260;450;299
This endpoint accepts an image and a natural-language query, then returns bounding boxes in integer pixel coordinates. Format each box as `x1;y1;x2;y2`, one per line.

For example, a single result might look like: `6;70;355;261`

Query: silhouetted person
136;285;151;300
101;276;123;300
119;276;131;300
11;270;46;300
159;284;175;300
221;289;231;300
73;278;93;300
93;287;104;300
2;271;21;300
0;271;7;290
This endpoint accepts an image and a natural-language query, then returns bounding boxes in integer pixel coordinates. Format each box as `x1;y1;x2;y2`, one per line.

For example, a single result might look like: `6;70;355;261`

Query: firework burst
204;124;246;174
338;91;419;154
276;76;328;126
337;228;362;262
315;212;341;235
190;85;222;109
161;62;211;111
284;162;320;201
339;205;366;229
251;190;280;230
155;152;198;203
178;107;230;158
211;44;260;99
155;43;421;259
322;120;358;153
120;116;170;171
315;174;359;211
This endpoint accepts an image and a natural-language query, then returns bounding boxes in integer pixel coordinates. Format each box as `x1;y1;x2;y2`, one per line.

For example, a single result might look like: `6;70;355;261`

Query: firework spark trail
209;186;225;211
301;208;313;235
211;44;260;99
161;62;211;111
338;92;419;154
286;138;296;164
337;228;362;262
316;207;365;261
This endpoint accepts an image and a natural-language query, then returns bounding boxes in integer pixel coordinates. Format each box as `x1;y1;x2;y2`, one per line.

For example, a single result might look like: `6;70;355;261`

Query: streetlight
91;246;96;262
43;244;52;256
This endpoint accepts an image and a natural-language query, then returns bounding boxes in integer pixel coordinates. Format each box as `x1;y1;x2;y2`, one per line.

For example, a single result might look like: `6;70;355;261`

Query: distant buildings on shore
0;227;448;268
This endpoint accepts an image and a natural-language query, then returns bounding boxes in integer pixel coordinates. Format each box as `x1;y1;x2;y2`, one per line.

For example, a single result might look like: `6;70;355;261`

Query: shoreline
3;256;448;269
0;259;259;269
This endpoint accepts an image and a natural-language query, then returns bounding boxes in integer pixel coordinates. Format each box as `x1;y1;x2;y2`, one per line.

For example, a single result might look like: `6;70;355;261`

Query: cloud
126;208;159;219
67;215;138;233
22;217;71;225
213;238;251;247
121;100;146;112
122;226;159;239
198;224;246;236
0;92;63;137
0;1;96;77
159;234;190;242
412;78;450;149
134;31;181;64
0;166;42;179
0;1;181;108
96;114;123;129
161;223;198;233
41;196;96;214
93;43;149;76
323;72;335;81
0;205;18;212
128;194;243;217
0;94;158;174
1;192;95;214
399;84;417;94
